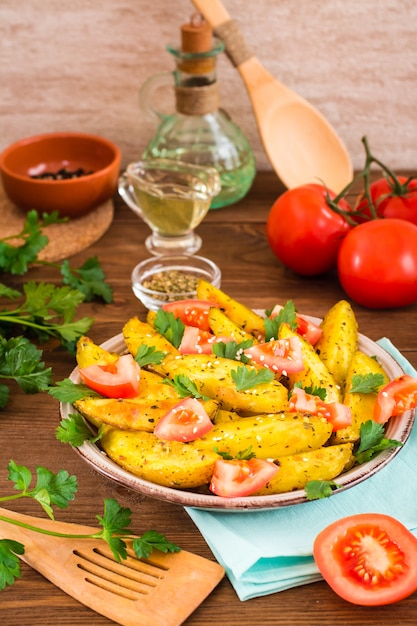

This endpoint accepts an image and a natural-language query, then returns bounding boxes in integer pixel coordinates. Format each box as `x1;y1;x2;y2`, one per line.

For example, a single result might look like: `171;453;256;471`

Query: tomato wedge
313;513;417;606
270;304;322;345
244;336;304;375
289;387;352;431
153;397;213;442
179;325;231;355
374;374;417;424
78;354;140;398
209;458;279;498
162;299;218;332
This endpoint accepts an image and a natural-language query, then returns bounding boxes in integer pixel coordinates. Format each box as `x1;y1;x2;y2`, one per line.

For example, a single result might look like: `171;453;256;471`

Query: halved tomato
209;458;279;498
289;387;351;431
244;336;304;375
313;513;417;606
270;304;322;345
178;325;231;355
153;397;213;442
374;374;417;424
78;354;140;399
162;299;219;332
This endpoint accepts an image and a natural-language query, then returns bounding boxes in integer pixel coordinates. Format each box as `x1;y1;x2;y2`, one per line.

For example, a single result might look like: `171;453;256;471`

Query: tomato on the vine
337;218;417;308
355;176;417;225
313;513;417;606
266;184;352;276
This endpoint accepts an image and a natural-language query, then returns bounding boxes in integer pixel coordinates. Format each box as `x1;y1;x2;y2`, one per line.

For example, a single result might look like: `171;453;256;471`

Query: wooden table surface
2;172;417;625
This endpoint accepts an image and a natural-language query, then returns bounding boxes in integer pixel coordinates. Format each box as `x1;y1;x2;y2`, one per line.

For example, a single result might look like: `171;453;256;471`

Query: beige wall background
1;0;416;175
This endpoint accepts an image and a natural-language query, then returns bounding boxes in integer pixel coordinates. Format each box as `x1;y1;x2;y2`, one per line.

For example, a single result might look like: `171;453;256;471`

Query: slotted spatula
0;506;225;626
191;0;352;193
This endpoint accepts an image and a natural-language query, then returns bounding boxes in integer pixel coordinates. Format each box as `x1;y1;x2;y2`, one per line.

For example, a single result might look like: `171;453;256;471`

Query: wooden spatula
191;0;353;193
0;506;225;626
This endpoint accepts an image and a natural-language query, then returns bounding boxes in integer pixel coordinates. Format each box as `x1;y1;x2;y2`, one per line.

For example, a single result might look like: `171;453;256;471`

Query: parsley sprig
264;300;298;341
164;374;210;400
231;365;274;391
0;461;180;590
153;309;184;348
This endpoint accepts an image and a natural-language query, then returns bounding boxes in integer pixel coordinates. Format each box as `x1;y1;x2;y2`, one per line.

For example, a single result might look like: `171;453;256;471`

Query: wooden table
2;172;417;625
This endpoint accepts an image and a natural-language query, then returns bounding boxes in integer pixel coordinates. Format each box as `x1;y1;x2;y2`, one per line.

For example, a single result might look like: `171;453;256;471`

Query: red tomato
178;325;231;355
270;304;322;345
374;375;417;424
79;354;140;398
162;300;218;332
209;458;279;498
337;218;417;308
355;176;417;225
266;184;352;276
153;397;213;442
313;513;417;606
289;387;352;431
244;336;304;375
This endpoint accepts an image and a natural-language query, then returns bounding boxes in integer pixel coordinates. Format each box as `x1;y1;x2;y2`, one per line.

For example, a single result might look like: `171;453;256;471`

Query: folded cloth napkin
186;338;417;601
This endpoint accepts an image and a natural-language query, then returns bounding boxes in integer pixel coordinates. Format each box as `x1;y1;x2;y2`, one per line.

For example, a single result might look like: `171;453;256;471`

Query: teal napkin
186;338;417;600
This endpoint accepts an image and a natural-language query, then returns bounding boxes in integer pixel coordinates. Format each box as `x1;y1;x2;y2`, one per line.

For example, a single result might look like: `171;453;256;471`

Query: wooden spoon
0;506;224;626
191;0;353;192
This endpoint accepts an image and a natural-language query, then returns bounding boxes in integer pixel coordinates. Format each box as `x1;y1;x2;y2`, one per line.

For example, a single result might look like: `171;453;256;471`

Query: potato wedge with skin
123;316;180;369
332;350;389;444
76;335;119;369
196;279;265;340
315;300;358;389
213;409;241;424
279;323;342;403
158;353;288;413
194;413;333;459
100;428;220;488
207;307;258;344
255;443;354;495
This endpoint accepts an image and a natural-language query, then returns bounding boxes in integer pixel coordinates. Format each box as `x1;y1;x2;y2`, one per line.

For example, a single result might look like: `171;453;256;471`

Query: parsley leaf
164;374;209;400
213;339;253;362
350;373;385;394
214;446;256;460
135;344;165;367
0;539;24;589
133;530;181;559
264;300;298;341
48;378;101;403
354;420;403;464
231;365;274;391
153;309;184;348
55;413;103;447
305;480;340;500
292;381;327;401
60;257;113;303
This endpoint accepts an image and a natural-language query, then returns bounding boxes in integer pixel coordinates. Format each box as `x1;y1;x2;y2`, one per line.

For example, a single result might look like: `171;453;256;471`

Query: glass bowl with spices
131;254;221;310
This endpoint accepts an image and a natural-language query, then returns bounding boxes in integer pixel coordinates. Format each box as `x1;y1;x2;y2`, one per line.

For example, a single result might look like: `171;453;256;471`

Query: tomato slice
162;299;219;332
78;354;140;399
289;387;352;431
153;397;213;442
179;325;231;355
313;513;417;606
270;304;322;345
244;336;304;375
209;458;279;498
374;374;417;424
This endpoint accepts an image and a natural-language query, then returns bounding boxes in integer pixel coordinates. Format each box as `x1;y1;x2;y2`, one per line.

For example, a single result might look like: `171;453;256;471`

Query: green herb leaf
0;539;24;590
135;344;165;367
60;257;113;304
212;339;253;362
164;374;209;400
133;530;181;559
354;420;403;464
305;480;340;500
0;336;52;405
48;378;101;403
231;365;274;391
293;381;327;401
350;373;385;394
214;446;256;460
153;309;184;349
264;300;298;341
56;413;103;447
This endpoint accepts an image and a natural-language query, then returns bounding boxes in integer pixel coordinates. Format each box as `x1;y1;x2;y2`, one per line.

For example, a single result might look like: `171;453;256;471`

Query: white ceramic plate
60;321;415;511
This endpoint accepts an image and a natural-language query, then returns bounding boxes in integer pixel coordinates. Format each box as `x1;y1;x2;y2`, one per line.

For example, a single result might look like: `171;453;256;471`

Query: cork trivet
0;185;114;262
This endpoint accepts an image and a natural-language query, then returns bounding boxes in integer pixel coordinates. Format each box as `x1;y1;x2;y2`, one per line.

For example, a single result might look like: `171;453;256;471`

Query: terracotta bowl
0;132;122;218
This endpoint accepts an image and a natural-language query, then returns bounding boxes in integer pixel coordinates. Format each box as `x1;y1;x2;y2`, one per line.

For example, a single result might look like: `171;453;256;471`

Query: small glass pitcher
118;158;220;256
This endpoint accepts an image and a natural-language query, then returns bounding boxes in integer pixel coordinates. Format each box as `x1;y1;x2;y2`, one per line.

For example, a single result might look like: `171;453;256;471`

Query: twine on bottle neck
214;19;253;67
175;82;220;115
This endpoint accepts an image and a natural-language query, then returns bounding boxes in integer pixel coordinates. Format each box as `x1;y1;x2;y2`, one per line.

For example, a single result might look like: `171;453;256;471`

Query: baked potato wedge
207;307;257;344
123;316;180;369
315;300;358;389
76;335;119;368
100;427;220;488
255;443;354;494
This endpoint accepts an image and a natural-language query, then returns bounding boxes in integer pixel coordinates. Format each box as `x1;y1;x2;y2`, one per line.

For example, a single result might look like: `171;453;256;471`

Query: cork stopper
181;13;212;53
